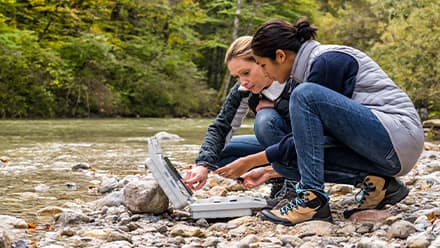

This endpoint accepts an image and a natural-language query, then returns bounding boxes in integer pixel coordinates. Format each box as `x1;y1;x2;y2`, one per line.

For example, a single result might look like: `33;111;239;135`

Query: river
0;118;253;224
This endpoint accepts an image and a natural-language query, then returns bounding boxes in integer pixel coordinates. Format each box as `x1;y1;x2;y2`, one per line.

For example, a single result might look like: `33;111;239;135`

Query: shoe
343;175;410;218
261;184;333;226
265;178;297;209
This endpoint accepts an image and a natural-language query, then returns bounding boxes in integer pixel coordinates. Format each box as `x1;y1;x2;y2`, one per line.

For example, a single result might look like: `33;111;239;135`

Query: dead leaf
427;212;437;223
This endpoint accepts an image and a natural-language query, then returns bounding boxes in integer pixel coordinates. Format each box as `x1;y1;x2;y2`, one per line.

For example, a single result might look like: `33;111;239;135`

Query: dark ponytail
252;18;318;59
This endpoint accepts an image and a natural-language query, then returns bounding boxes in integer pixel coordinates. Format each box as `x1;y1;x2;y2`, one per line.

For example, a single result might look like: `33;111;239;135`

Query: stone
387;220;416;239
0;229;11;248
99;177;120;194
349;209;393;223
72;163;90;171
0;215;28;228
123;179;169;214
37;206;66;216
356;237;388;248
54;211;91;226
92;191;124;209
169;224;206;238
291;220;335;236
407;232;431;248
154;132;183;143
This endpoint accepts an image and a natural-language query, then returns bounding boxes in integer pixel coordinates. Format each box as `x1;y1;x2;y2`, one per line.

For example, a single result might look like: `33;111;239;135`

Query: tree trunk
218;0;241;102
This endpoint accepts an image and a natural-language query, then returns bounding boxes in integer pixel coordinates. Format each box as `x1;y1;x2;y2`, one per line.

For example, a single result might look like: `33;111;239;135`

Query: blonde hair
224;36;254;64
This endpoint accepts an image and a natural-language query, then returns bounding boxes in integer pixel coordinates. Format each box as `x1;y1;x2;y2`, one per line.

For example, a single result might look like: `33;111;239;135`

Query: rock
414;215;432;231
101;241;133;248
356;222;374;234
65;182;77;190
122;180;169;214
202;236;220;247
0;229;11;248
12;240;28;248
92;191;124;209
37;206;66;216
54;211;91;226
291;220;335;237
72;163;90;171
407;232;431;248
387;220;416;239
238;234;259;248
207;185;228;197
99;177;120;194
34;184;49;192
356;237;388;248
153;132;183;143
328;184;353;195
280;235;303;247
349;209;393;223
0;215;28;228
430;235;440;248
169;224;206;238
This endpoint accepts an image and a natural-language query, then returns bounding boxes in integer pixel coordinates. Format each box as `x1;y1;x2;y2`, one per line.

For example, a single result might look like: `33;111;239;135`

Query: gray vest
291;41;424;176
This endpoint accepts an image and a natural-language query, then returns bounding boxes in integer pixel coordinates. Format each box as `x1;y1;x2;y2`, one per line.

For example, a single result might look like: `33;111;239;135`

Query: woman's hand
214;157;251;179
240;166;280;188
183;165;209;191
214;151;269;179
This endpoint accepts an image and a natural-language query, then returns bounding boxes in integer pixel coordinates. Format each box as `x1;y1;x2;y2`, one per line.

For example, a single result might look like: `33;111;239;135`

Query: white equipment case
145;137;267;219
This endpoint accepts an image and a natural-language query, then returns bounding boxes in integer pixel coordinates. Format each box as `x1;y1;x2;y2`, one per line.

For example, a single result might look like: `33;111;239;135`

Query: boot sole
260;211;334;226
376;183;410;209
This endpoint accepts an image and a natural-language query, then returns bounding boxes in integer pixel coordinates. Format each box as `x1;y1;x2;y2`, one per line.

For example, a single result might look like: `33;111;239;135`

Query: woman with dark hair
215;18;424;225
184;36;296;205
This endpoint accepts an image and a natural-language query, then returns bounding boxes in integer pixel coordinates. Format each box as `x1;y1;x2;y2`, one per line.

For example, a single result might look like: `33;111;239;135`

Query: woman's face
227;57;271;94
254;53;292;83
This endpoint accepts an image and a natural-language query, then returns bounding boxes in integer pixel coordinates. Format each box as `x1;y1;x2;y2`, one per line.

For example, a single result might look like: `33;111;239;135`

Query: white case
145;137;268;219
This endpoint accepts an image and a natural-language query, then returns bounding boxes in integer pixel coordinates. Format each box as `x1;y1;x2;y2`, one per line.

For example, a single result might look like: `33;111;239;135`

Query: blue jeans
272;83;401;191
216;108;291;167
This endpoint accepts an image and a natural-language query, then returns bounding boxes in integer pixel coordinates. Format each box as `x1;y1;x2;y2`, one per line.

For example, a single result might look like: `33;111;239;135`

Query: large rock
153;131;183;143
0;229;11;248
123;180;169;214
0;215;28;229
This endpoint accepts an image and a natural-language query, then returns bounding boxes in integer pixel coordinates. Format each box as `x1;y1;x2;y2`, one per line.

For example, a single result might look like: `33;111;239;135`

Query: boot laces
355;178;376;206
274;179;296;199
279;184;307;215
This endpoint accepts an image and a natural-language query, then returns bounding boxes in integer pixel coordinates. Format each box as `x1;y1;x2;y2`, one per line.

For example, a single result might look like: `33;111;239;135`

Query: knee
290;82;322;104
254;108;278;134
289;83;325;113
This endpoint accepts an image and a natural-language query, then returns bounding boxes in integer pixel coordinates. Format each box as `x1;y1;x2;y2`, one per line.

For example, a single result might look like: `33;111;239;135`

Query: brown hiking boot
265;179;297;209
343;175;410;218
261;186;333;226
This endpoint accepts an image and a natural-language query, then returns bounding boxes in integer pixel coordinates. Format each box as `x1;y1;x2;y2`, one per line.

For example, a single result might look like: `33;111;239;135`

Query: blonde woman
184;36;294;204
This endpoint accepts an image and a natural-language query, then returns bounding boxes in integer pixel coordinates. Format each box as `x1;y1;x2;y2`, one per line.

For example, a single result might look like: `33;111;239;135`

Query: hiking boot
265;178;297;209
261;184;333;226
343;175;410;218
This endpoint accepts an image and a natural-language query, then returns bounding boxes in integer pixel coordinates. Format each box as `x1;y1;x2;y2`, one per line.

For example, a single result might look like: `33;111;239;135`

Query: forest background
0;0;438;119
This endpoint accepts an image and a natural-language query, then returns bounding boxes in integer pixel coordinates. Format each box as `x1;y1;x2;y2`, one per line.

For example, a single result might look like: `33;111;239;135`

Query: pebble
1;147;439;248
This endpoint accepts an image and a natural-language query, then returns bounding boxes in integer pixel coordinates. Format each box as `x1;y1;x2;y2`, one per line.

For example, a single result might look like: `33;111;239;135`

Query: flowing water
0;118;253;223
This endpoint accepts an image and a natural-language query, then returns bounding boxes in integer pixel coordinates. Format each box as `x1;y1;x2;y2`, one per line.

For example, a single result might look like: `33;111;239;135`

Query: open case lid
145;137;193;209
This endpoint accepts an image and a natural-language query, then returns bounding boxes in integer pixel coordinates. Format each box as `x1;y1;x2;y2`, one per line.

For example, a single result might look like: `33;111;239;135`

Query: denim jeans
272;83;401;191
216;108;291;167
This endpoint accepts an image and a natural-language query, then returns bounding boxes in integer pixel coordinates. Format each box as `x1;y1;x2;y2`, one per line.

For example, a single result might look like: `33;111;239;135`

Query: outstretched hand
240;166;271;188
183;166;209;191
214;157;253;179
214;151;270;179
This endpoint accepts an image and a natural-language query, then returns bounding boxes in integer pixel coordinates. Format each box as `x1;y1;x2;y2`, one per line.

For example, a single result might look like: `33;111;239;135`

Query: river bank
1;140;439;248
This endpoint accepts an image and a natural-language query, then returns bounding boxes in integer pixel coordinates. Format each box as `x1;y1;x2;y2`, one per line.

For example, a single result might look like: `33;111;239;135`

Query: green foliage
317;0;440;118
0;30;59;117
370;0;440;115
0;0;438;118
